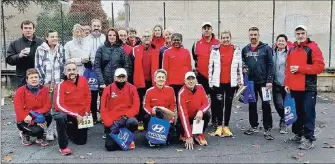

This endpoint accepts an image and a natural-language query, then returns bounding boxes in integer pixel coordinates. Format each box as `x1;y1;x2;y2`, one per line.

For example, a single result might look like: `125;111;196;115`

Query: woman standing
208;30;243;137
35;30;65;141
64;24;91;75
162;33;192;99
152;25;165;49
159;28;173;68
273;34;289;134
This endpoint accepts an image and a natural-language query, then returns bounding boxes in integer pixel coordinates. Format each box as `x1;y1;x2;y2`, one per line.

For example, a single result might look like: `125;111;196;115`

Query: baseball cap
295;25;307;31
202;22;212;28
185;72;196;79
114;68;127;77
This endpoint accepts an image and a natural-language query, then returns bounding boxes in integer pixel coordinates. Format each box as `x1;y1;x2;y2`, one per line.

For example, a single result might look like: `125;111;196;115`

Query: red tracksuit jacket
123;43;132;56
193;34;220;78
100;82;140;127
143;85;176;121
132;45;160;88
54;76;91;117
14;85;51;122
284;39;325;91
152;36;165;49
163;47;192;85
178;84;210;138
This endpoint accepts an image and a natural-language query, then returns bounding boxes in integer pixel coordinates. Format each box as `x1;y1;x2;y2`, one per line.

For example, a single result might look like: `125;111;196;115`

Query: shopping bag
110;127;135;151
145;117;170;145
83;68;99;91
284;93;297;125
239;74;256;104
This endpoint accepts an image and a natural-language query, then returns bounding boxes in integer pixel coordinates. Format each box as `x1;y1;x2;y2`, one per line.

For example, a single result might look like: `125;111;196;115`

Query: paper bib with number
78;115;94;129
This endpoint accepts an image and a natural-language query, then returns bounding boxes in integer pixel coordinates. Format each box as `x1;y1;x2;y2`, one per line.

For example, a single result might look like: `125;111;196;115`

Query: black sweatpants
90;90;99;121
137;80;152;122
196;73;216;124
212;83;235;126
170;84;183;103
272;84;286;123
17;113;52;139
53;112;88;149
248;83;273;130
105;117;139;151
176;112;210;137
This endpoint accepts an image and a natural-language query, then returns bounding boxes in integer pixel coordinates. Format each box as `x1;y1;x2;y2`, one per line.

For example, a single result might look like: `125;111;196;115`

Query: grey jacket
273;49;288;86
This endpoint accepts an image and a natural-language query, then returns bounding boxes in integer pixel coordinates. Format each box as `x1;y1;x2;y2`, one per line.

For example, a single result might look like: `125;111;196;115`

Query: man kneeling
177;72;210;150
53;61;91;155
100;68;140;151
14;68;52;146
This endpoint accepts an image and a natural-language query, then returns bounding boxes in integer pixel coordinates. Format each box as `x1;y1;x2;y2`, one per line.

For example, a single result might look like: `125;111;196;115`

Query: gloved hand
118;115;127;128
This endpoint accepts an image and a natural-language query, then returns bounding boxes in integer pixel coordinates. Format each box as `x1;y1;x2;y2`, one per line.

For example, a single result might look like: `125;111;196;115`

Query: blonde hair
72;24;84;36
163;28;173;34
220;30;232;38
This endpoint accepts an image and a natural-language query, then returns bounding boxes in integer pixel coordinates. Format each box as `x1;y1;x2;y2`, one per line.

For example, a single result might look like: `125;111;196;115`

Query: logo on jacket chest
111;92;118;98
246;51;259;57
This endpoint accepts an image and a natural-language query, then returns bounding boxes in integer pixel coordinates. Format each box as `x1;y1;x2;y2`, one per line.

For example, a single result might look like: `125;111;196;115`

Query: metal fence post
1;2;7;68
124;0;129;28
272;0;275;45
60;2;65;46
111;2;114;27
329;0;333;68
163;2;166;29
218;0;221;37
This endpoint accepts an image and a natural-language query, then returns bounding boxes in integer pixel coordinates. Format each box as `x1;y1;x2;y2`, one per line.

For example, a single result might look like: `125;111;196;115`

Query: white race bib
78;115;94;129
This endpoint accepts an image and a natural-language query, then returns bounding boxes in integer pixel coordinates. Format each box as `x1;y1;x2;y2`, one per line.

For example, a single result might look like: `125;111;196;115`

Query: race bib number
78;115;94;129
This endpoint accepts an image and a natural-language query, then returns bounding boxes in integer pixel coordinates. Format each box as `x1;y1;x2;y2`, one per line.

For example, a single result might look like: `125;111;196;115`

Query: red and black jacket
284;38;325;91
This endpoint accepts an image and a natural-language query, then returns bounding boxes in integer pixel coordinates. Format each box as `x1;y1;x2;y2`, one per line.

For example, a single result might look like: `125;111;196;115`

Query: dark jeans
137;80;152;122
196;73;216;124
291;91;317;141
176;112;210;137
17;113;52;139
272;84;286;123
248;83;273;130
53;112;88;149
90;90;99;121
170;84;183;103
212;83;235;126
143;112;178;143
105;117;139;151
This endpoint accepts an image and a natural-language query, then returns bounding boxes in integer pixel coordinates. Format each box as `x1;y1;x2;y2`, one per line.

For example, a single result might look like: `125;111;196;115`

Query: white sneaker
46;127;54;141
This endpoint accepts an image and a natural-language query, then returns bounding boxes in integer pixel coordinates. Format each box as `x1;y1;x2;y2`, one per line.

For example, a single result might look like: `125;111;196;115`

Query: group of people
6;18;324;155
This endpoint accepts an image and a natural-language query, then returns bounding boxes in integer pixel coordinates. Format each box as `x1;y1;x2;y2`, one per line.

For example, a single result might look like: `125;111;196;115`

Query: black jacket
242;42;274;84
5;35;43;76
93;42;132;85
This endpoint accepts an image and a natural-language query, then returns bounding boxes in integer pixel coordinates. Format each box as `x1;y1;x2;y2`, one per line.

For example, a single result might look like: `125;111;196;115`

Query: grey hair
154;69;167;78
171;33;183;42
72;24;83;32
63;60;77;73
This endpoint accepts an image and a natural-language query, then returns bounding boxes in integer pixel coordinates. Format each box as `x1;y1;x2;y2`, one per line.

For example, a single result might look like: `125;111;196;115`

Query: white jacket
208;44;243;87
86;33;106;63
64;38;91;75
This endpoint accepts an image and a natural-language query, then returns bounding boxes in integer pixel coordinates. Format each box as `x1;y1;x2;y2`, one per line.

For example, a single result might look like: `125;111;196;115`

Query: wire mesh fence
2;0;335;68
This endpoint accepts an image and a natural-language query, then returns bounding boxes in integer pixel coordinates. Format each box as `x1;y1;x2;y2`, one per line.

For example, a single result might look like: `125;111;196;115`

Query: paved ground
1;93;335;163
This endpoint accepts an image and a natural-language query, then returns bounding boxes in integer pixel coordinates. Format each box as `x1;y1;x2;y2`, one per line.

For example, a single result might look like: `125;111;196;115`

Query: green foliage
2;0;59;13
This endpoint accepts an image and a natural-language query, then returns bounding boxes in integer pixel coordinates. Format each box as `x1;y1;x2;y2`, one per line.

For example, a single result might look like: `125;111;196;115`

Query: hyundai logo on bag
284;106;291;115
151;124;165;133
88;78;97;84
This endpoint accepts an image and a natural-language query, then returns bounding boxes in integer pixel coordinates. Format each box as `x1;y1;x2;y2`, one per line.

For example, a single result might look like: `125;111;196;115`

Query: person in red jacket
118;29;132;56
53;61;91;155
163;33;192;99
177;72;210;150
130;30;160;131
100;68;140;151
192;22;220;127
14;68;52;146
284;25;325;150
143;69;176;146
152;24;165;49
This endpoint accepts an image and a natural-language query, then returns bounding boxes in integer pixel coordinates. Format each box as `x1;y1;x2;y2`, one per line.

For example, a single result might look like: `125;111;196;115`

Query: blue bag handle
285;93;292;100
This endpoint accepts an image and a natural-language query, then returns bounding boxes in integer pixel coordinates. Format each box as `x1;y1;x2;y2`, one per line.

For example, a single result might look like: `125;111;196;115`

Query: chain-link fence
2;0;335;69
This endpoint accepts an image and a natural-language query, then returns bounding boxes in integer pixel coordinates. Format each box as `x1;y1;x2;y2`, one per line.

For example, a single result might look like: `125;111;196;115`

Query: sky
101;1;124;18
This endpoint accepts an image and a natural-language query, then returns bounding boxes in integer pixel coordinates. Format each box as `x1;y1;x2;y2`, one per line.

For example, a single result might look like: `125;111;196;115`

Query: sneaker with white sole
46;128;54;141
19;131;32;146
35;138;49;147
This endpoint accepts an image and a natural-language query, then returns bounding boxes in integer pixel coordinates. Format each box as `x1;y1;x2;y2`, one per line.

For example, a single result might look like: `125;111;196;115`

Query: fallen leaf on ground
3;155;13;162
304;160;310;163
322;143;335;148
235;105;241;109
145;161;156;164
234;111;238;114
319;124;328;128
175;149;183;152
79;156;85;159
252;144;260;148
321;111;328;114
322;98;329;101
198;148;201;151
291;153;304;160
5;122;12;125
86;153;92;155
297;153;305;157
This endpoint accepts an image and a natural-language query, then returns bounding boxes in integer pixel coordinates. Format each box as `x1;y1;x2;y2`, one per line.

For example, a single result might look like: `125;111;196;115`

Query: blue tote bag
145;117;171;145
239;73;256;104
284;93;297;125
83;68;99;91
110;127;135;151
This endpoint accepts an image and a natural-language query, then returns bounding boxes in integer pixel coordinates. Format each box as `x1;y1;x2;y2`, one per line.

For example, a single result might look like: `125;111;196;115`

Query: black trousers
170;84;183;103
105;117;139;151
196;73;216;124
176;112;210;137
137;80;152;122
15;76;26;88
17;113;52;139
53;112;88;149
291;91;317;141
90;90;99;121
272;84;286;123
248;83;273;130
212;83;235;126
